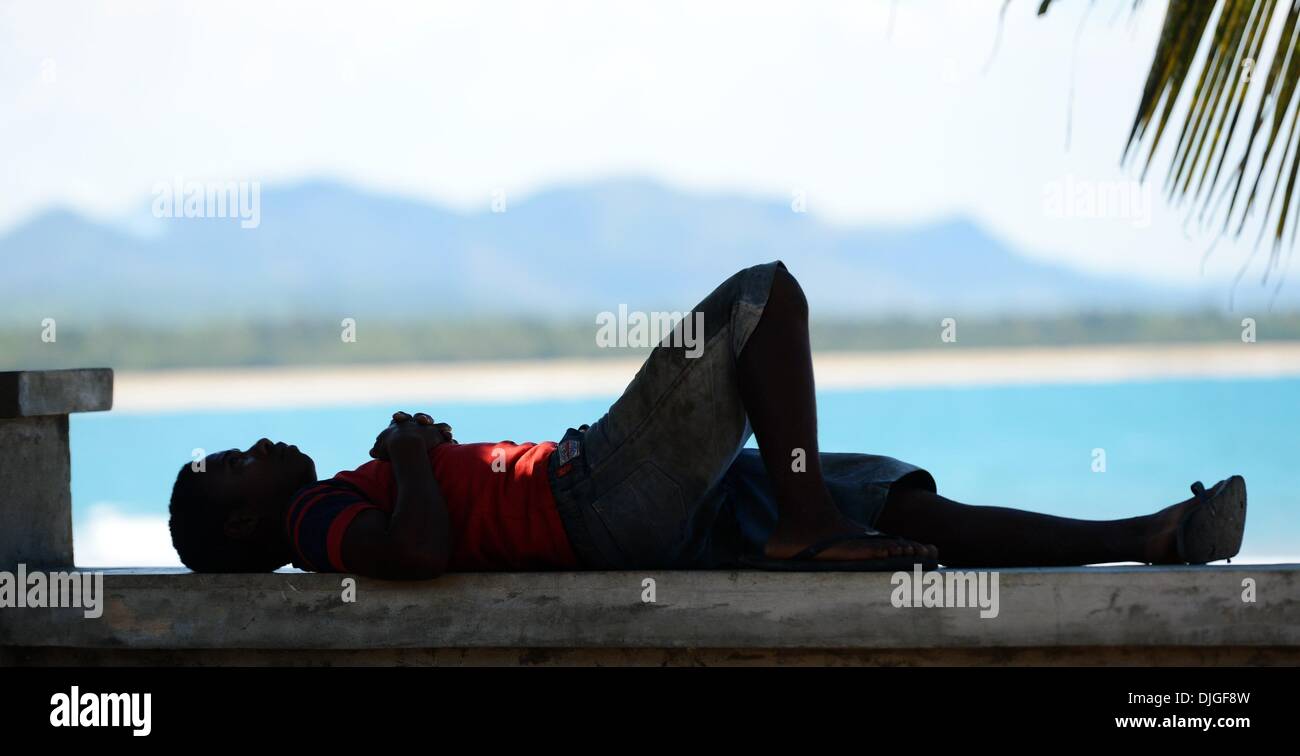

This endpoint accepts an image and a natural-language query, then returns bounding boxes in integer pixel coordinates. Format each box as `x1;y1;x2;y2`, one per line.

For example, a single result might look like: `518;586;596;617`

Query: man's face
204;438;317;524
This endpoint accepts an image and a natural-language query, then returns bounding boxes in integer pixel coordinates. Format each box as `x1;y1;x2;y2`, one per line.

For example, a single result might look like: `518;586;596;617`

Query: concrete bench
0;368;112;568
2;368;1297;666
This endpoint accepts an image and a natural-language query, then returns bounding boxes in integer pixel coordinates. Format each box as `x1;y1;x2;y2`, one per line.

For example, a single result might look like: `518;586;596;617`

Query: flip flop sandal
1177;476;1247;564
739;528;939;572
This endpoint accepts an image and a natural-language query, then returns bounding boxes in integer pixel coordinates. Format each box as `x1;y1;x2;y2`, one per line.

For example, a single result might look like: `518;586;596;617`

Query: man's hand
369;411;454;460
345;410;454;579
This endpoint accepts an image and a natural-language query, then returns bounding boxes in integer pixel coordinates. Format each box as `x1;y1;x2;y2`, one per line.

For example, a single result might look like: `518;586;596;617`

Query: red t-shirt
284;441;577;572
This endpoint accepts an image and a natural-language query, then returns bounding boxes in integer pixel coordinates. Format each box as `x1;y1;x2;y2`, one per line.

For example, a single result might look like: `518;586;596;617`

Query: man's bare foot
763;509;939;563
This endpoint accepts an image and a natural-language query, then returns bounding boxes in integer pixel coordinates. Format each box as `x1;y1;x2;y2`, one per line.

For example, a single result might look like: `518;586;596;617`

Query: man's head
168;438;318;572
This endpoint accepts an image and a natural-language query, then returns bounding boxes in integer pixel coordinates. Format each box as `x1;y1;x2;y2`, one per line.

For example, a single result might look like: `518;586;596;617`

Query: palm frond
1041;0;1300;270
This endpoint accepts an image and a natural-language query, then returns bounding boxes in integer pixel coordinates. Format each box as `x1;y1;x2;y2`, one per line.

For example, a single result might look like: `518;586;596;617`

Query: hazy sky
1;0;1284;286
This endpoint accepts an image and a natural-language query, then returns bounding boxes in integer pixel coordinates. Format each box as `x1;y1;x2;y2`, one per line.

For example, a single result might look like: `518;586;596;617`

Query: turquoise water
70;377;1300;562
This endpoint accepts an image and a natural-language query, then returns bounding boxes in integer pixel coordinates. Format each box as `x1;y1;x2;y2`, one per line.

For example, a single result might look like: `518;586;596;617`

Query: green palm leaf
1041;0;1300;271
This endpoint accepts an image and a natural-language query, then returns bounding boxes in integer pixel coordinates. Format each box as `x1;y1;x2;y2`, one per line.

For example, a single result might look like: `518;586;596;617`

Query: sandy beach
110;342;1300;413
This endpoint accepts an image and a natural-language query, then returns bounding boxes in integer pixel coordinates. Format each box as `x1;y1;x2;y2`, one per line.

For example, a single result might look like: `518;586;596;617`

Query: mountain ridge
0;177;1270;324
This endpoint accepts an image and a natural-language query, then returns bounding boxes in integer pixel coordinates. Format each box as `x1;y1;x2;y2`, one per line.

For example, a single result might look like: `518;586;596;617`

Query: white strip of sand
111;342;1300;413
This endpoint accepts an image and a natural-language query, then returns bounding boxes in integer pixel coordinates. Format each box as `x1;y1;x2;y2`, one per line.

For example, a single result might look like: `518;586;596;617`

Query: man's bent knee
769;265;809;321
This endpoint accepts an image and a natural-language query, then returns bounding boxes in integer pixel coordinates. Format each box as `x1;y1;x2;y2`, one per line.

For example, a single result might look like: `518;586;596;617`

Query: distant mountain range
0;178;1283;325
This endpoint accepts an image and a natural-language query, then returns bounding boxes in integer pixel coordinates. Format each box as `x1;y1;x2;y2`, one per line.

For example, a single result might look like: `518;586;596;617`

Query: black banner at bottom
0;665;1289;742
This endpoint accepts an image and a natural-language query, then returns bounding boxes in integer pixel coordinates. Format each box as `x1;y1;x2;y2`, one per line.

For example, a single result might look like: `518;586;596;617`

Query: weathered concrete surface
5;646;1299;667
0;368;112;568
1;566;1295;656
0;368;113;418
0;415;72;567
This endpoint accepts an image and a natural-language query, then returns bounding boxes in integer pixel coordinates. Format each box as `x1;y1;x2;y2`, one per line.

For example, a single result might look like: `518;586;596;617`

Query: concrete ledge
6;646;1299;667
2;566;1295;660
0;368;113;418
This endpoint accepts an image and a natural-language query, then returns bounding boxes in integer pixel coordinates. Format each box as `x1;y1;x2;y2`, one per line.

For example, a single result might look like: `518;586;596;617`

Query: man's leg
735;266;937;562
563;261;843;568
874;487;1198;567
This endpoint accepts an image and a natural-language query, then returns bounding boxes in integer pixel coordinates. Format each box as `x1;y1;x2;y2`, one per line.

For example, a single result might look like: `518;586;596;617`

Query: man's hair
168;464;289;573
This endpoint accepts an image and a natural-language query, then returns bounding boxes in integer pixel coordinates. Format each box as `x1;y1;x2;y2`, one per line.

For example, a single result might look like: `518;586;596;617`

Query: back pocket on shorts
589;462;686;568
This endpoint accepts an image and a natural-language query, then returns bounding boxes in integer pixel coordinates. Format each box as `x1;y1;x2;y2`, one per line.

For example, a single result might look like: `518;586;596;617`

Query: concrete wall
0;415;72;567
0;369;112;568
2;567;1296;666
6;646;1299;667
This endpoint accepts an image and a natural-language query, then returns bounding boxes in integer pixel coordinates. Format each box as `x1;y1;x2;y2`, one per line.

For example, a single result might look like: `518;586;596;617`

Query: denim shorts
547;260;936;569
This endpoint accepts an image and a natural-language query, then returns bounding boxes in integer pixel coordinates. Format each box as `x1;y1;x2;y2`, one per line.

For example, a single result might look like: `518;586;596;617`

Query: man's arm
340;413;452;579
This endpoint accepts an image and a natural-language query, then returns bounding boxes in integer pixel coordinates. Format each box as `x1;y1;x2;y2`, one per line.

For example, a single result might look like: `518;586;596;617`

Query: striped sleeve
284;480;380;573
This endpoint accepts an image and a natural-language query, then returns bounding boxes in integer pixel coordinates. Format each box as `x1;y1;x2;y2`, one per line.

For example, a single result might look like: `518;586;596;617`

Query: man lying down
167;262;1247;578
